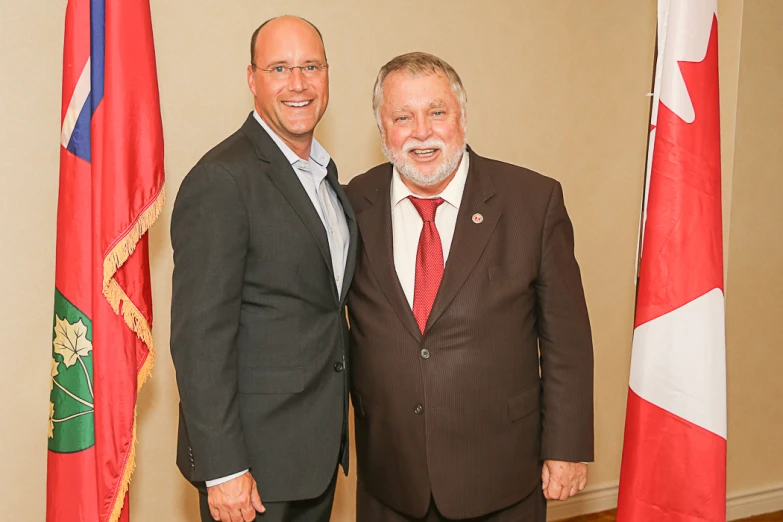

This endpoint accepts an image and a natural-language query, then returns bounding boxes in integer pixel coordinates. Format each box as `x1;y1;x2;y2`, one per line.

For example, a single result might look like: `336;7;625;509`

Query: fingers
208;474;260;522
210;495;246;522
250;481;265;514
545;480;563;501
542;460;588;501
221;498;252;522
214;505;241;522
541;461;551;490
216;506;232;522
239;504;256;522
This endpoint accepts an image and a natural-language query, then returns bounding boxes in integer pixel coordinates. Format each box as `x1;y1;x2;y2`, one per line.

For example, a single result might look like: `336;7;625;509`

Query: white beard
382;136;466;188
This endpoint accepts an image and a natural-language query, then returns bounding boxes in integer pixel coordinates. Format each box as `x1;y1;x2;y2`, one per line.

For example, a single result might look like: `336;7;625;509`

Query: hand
541;460;587;501
207;472;265;521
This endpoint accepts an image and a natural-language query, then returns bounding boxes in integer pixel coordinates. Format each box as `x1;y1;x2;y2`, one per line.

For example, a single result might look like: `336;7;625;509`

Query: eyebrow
261;58;325;67
392;99;448;112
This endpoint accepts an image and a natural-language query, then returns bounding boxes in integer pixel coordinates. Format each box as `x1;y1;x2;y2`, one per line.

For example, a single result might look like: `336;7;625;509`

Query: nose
287;67;306;92
412;115;432;141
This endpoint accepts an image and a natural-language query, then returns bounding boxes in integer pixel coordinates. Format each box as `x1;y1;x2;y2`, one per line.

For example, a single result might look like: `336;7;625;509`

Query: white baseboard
546;482;618;521
546;482;783;521
727;483;783;521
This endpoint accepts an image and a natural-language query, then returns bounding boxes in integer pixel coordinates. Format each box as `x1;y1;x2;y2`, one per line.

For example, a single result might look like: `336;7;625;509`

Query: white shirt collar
252;110;330;169
391;151;470;209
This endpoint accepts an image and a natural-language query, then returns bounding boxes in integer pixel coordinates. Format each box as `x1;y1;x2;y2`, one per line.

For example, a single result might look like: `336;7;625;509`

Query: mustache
402;138;446;154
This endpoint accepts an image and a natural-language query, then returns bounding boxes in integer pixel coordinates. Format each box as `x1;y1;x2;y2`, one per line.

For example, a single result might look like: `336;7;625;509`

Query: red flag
47;0;164;520
618;1;726;521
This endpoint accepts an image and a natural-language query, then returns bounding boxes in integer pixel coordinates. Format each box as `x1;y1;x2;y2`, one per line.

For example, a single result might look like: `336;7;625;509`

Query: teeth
412;149;436;155
283;101;311;107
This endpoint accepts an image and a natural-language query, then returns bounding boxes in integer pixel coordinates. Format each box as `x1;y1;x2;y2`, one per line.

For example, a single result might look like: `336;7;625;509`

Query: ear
247;65;257;97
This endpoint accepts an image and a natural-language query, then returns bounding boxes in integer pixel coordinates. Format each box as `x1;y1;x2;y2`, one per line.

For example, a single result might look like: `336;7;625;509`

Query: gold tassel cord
101;184;164;522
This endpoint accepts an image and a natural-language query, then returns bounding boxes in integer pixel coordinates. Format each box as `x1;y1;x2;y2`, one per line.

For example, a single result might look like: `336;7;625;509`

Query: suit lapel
326;162;358;305
241;115;334;292
426;152;500;331
357;167;422;342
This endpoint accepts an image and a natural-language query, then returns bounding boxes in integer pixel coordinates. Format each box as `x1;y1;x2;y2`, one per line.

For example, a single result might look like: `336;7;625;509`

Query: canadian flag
617;1;727;521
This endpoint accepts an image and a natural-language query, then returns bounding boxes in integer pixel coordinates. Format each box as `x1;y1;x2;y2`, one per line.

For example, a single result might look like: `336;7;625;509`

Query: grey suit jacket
345;149;594;519
170;113;357;501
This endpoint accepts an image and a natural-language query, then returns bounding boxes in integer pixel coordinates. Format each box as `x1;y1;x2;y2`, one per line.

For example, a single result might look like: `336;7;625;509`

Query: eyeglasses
251;62;329;80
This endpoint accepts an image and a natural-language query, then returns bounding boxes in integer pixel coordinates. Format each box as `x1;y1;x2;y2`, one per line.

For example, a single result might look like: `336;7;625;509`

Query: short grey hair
372;52;467;128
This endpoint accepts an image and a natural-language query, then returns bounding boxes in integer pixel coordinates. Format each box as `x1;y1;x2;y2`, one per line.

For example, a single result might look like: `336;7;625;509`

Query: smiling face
378;70;467;195
247;16;328;156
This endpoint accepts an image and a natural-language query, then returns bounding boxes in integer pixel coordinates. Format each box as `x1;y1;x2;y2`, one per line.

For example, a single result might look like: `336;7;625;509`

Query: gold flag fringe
102;184;165;522
103;186;166;290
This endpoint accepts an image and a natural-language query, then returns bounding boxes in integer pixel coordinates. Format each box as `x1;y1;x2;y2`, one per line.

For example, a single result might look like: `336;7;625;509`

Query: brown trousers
356;481;546;522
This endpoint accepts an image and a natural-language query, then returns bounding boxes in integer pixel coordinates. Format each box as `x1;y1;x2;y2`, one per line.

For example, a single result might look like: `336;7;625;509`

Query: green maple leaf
53;316;92;368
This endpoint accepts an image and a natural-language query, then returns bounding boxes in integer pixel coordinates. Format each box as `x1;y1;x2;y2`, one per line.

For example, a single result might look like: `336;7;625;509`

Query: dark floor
562;509;783;522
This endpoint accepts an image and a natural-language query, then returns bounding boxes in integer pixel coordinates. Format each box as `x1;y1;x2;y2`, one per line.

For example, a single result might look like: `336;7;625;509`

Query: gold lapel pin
472;213;484;224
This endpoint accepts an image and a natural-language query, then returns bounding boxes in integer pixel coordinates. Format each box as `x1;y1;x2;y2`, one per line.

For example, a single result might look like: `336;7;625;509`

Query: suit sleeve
170;162;251;481
535;181;595;463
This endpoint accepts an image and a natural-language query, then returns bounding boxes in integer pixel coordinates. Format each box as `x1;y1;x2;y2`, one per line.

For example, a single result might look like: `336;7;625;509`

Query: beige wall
725;0;783;497
0;0;68;519
1;1;780;521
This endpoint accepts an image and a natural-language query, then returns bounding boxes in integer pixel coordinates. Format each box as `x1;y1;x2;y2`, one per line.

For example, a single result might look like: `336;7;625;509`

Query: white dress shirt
206;113;350;488
392;152;469;308
253;111;350;297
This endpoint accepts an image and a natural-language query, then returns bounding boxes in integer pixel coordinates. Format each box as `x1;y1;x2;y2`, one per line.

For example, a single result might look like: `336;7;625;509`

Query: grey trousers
199;470;338;522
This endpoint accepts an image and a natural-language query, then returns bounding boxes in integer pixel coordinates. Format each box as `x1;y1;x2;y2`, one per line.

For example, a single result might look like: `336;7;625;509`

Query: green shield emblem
49;289;95;453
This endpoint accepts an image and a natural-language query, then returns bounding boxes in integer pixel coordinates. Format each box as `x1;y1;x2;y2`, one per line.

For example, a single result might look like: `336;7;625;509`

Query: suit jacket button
334;362;344;372
420;349;430;360
414;404;424;415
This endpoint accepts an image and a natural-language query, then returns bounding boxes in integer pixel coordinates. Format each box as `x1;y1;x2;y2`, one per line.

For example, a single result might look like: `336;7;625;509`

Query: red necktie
408;196;445;333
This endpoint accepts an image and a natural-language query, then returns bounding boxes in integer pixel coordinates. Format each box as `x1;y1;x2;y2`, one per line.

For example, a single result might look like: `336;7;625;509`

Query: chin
285;120;317;135
413;165;442;178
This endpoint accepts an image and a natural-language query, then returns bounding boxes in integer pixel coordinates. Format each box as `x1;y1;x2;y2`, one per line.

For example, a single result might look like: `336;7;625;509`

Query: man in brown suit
345;52;594;521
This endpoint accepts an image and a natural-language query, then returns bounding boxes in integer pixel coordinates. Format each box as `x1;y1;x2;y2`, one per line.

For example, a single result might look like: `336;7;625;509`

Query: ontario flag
617;1;726;521
47;0;164;521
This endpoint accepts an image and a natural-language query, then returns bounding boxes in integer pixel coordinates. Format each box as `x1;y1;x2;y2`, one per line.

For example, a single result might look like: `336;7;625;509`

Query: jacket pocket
507;385;539;421
237;366;304;394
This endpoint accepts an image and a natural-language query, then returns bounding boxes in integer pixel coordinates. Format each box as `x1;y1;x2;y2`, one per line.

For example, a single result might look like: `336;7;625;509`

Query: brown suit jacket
345;148;594;519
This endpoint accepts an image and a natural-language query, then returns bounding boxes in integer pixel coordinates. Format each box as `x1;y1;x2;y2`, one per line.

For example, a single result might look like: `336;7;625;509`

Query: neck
255;109;313;160
281;135;312;161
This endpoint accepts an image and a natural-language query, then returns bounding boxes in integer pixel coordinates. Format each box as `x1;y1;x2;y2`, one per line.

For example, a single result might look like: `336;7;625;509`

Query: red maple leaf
635;15;724;328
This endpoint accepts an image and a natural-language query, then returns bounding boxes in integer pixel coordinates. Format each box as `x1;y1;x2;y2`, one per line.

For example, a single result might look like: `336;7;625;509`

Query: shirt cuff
205;469;249;488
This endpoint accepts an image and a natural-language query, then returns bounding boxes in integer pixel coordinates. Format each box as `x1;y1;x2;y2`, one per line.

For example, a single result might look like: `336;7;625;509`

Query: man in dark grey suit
170;16;356;522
